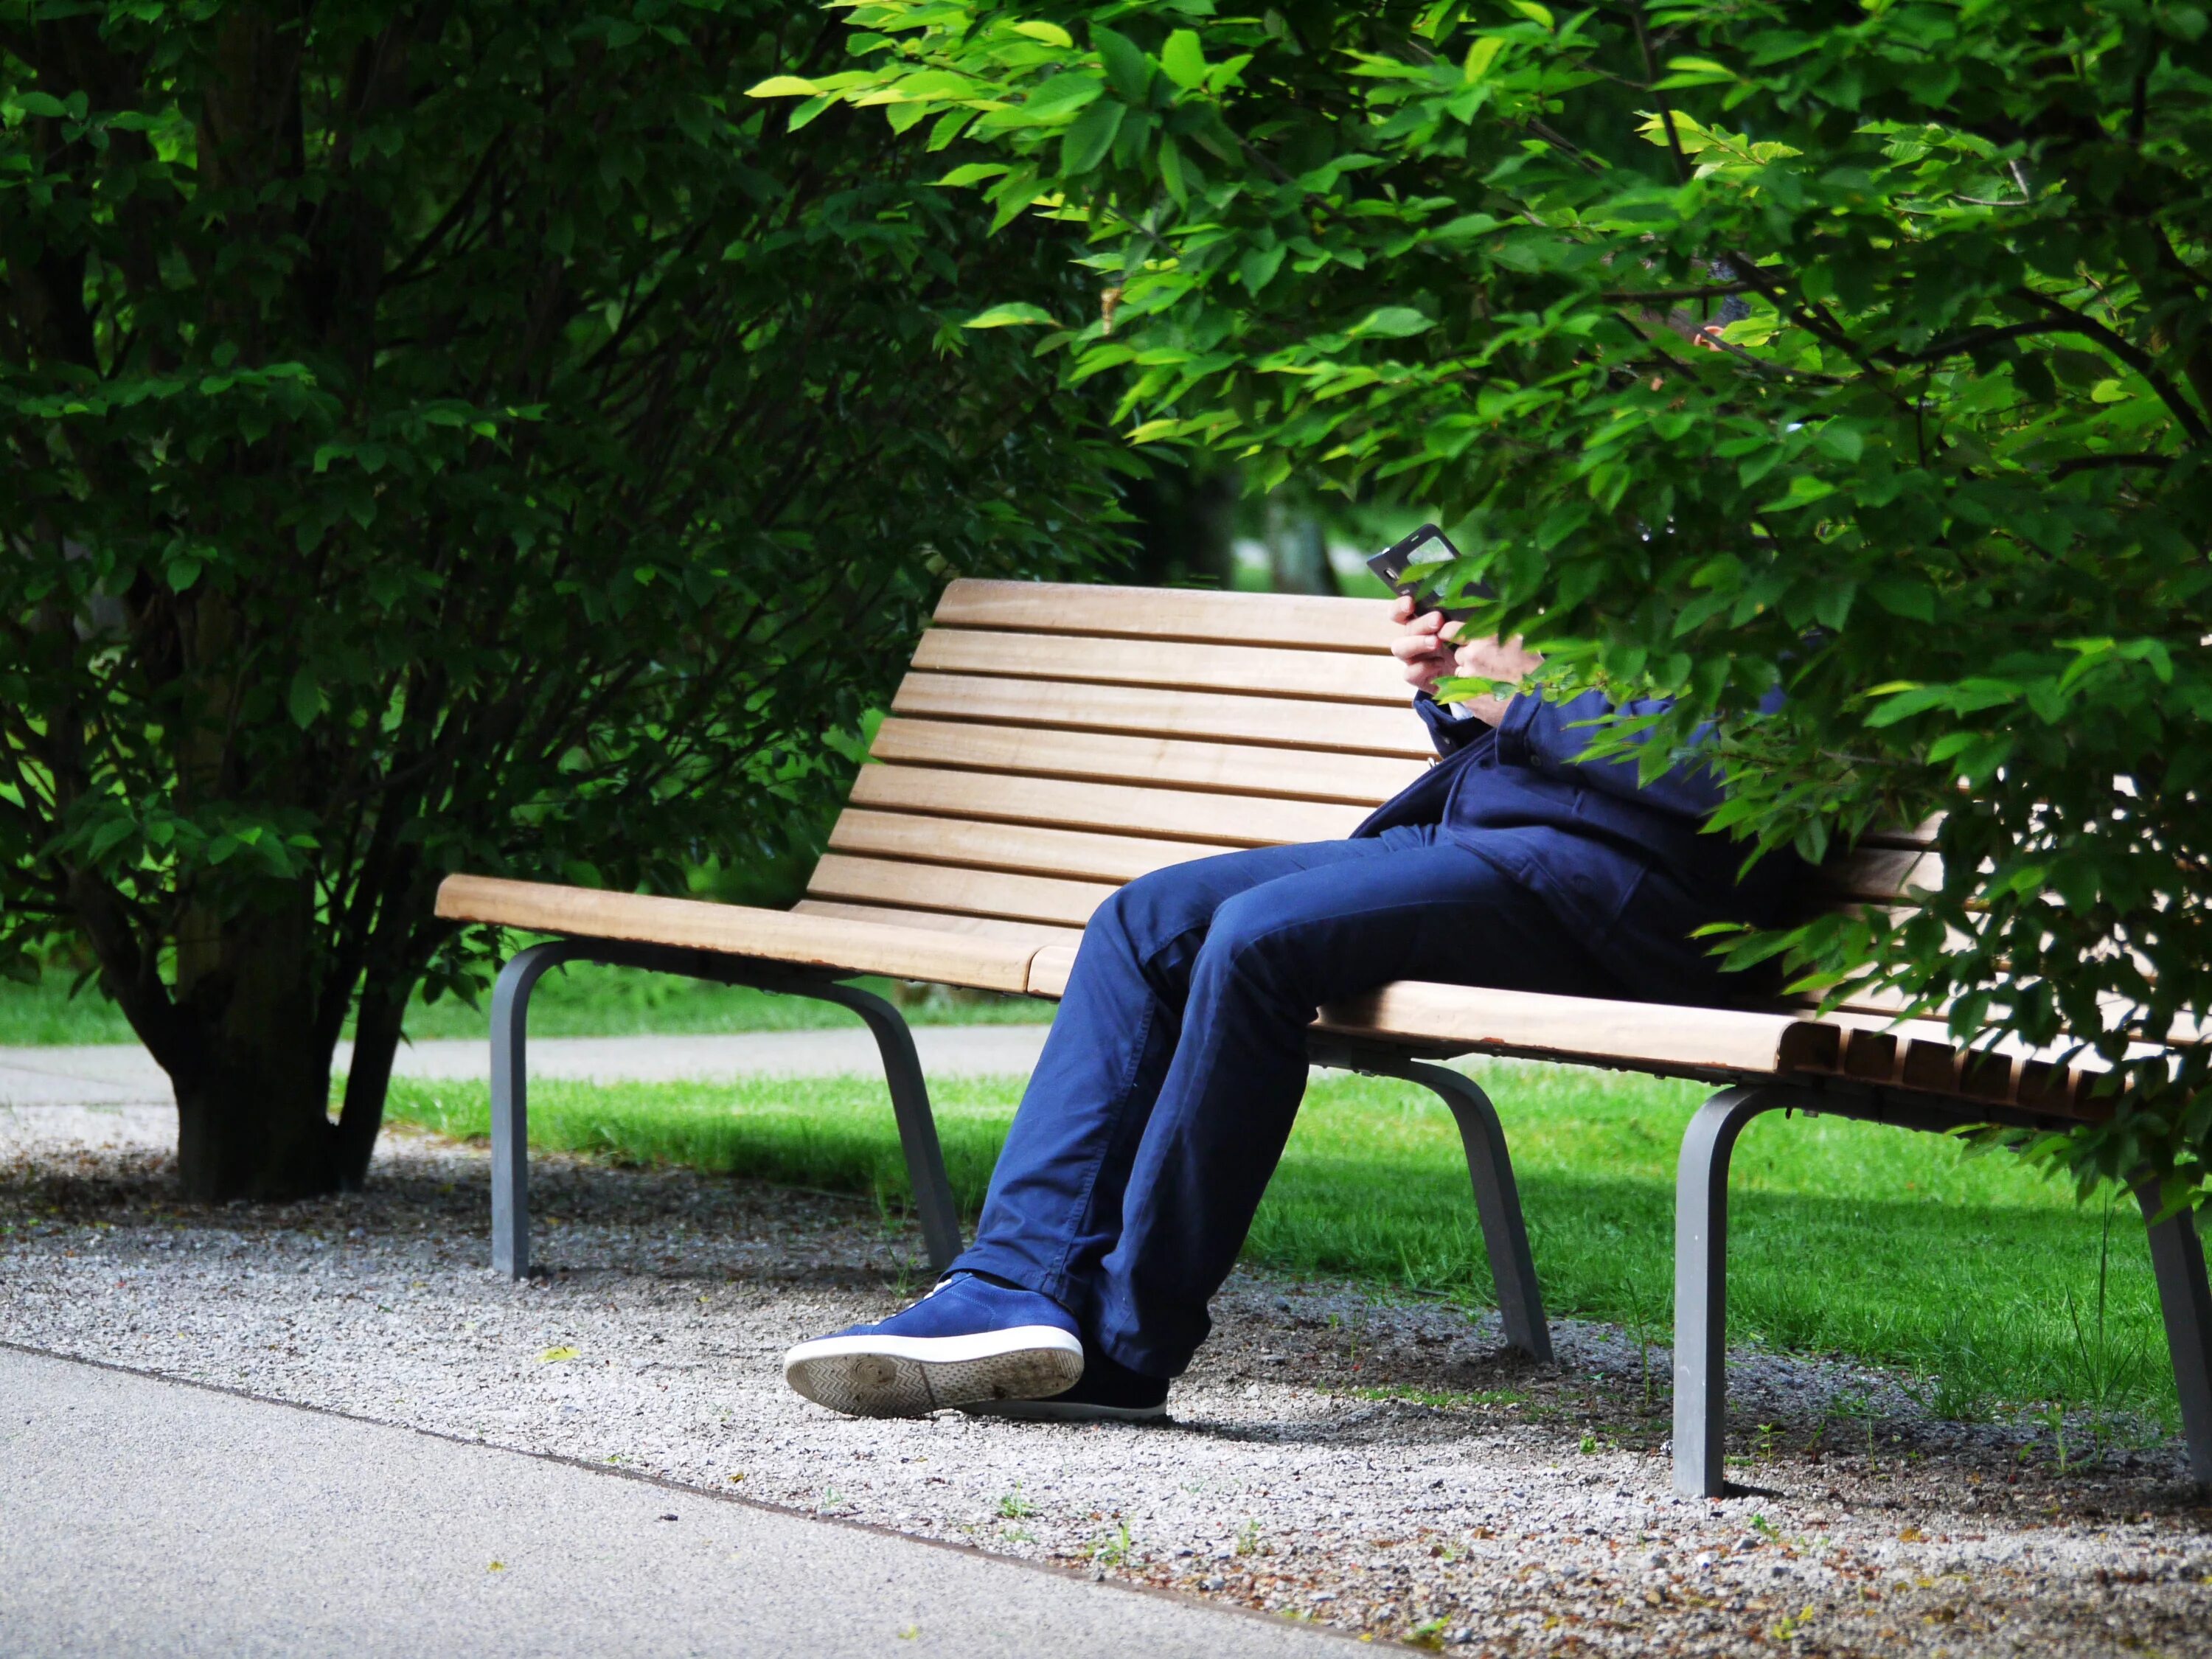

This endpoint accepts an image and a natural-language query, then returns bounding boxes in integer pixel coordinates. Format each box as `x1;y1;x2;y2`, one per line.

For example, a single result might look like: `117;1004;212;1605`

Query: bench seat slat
826;808;1237;886
869;717;1426;806
788;899;1083;950
1020;945;1835;1074
1318;981;1846;1078
1817;846;1944;902
913;629;1411;706
846;765;1370;848
891;672;1433;757
934;577;1400;653
433;875;1043;993
806;853;1113;928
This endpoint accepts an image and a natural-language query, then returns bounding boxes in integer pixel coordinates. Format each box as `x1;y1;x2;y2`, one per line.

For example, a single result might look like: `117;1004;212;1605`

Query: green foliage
0;0;1129;1193
761;0;2212;1192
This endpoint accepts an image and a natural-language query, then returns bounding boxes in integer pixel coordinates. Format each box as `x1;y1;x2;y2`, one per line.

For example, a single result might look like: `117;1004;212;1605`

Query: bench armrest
435;874;1044;994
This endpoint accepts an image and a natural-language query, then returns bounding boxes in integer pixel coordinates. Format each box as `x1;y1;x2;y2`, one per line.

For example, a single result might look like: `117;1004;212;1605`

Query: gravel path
5;1101;2210;1656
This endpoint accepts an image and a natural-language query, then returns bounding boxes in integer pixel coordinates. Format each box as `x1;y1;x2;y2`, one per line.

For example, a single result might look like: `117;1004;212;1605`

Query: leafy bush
1;1;1128;1197
764;0;2212;1193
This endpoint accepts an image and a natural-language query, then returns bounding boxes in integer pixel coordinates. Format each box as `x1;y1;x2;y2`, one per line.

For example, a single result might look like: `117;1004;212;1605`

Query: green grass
383;1058;2174;1426
0;959;1049;1046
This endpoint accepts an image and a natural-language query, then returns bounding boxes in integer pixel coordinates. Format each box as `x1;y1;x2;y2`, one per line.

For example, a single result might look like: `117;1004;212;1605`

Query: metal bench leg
1674;1085;1793;1498
2137;1183;2212;1486
1395;1060;1552;1363
807;981;964;1276
488;940;595;1280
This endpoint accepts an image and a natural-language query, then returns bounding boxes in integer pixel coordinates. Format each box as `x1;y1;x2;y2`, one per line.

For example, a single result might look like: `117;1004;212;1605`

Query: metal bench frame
487;939;2212;1498
490;944;1551;1365
1674;1081;2212;1496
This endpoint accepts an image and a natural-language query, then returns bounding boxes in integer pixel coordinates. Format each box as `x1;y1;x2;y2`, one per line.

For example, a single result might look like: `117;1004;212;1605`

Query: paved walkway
0;1345;1349;1658
0;1027;1055;1109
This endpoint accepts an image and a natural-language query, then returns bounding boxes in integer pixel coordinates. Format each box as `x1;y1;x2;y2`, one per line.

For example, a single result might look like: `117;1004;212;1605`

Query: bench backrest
794;580;1933;967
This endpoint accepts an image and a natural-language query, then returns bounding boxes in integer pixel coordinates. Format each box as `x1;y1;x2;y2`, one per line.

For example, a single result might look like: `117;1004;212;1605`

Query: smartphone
1365;523;1493;622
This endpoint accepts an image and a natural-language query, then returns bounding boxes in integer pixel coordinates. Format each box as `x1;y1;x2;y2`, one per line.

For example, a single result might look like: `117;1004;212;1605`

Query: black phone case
1366;524;1492;619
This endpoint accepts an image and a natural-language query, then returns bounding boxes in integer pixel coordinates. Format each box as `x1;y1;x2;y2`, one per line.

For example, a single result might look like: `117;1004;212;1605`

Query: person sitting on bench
782;595;1804;1420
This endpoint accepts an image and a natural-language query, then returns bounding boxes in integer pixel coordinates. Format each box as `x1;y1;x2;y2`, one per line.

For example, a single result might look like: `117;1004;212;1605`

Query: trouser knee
1187;890;1315;1009
1091;864;1217;966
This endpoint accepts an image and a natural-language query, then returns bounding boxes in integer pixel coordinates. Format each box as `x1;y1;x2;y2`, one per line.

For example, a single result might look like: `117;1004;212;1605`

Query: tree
1;0;1132;1200
766;0;2212;1194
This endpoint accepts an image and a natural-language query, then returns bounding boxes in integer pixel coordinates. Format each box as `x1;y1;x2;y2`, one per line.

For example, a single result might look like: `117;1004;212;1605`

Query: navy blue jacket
1352;690;1806;1005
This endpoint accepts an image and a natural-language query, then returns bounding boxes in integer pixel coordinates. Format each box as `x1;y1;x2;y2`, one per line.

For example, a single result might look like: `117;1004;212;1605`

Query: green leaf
1012;20;1074;46
1018;71;1104;119
1868;575;1936;622
786;94;835;133
1347;306;1434;339
1152;137;1186;203
1161;29;1208;91
745;75;819;99
287;669;325;729
87;818;136;860
1239;243;1285;294
935;162;1011;187
1463;35;1505;80
962;303;1057;329
1092;27;1152;103
1061;100;1124;174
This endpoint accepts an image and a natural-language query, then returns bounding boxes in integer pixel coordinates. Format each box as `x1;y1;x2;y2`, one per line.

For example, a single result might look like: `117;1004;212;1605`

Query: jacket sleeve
1492;688;1731;821
1413;692;1490;757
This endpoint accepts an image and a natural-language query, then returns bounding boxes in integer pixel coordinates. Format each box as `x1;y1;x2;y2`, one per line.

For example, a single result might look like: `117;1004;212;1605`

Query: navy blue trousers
953;824;1618;1377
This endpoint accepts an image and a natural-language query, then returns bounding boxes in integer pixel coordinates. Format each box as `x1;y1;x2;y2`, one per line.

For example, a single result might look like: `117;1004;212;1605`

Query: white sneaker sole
783;1326;1084;1418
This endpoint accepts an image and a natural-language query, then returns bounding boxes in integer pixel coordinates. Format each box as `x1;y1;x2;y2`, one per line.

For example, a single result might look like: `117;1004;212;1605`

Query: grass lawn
0;959;1046;1046
385;1060;2174;1430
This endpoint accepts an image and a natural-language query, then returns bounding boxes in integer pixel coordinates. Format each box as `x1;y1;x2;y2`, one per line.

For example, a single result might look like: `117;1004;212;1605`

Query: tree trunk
1264;493;1335;595
172;1041;340;1201
334;984;407;1191
160;886;344;1202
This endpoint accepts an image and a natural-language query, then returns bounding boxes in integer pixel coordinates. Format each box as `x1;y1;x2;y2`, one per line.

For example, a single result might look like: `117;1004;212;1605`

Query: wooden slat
433;875;1043;994
1818;847;1943;902
1818;1008;2117;1117
870;717;1427;806
827;809;1230;886
914;629;1409;706
891;672;1433;757
1026;945;1080;998
1837;1026;1899;1082
1317;982;1843;1078
847;765;1371;848
805;854;1113;928
790;899;1083;950
1024;946;2118;1118
934;577;1402;653
1857;815;1947;850
1037;949;1854;1078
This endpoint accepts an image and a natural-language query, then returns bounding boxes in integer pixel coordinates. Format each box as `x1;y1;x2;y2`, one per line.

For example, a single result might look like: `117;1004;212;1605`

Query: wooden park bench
434;577;2212;1498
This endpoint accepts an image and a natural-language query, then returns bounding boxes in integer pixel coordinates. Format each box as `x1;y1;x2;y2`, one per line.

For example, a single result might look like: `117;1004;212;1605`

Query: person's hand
1389;592;1543;726
1389;591;1457;696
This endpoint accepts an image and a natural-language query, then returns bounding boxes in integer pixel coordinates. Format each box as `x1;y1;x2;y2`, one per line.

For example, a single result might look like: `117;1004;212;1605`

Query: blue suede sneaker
782;1273;1084;1418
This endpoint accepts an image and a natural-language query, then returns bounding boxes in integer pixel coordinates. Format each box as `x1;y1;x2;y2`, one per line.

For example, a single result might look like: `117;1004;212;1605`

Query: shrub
765;0;2212;1194
1;1;1128;1196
